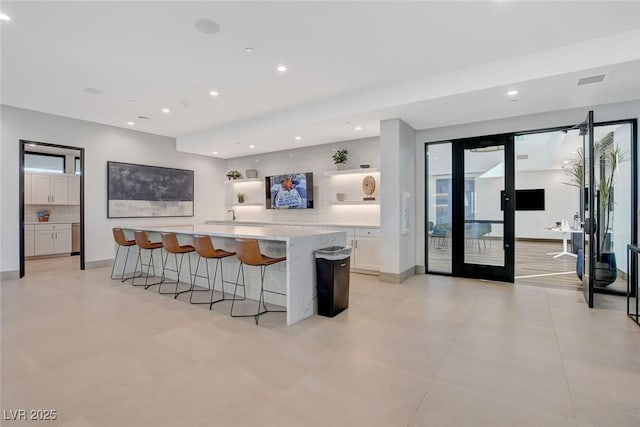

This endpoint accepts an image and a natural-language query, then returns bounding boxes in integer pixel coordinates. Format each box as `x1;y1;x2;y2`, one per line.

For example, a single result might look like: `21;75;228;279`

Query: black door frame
451;134;515;282
424;118;638;293
19;140;85;277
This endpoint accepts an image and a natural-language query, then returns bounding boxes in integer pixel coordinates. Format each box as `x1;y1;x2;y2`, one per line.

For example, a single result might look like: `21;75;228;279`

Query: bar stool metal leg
158;251;193;298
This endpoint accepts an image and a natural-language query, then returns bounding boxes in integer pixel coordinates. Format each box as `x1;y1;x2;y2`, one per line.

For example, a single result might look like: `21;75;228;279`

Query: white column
380;118;417;282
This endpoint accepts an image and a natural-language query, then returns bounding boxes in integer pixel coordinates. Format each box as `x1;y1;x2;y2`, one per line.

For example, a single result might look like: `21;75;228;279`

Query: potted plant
332;149;348;170
563;132;628;286
226;170;241;180
237;193;246;204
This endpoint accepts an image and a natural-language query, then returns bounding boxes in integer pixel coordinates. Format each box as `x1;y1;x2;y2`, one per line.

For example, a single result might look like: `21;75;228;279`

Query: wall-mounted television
500;189;545;211
265;172;314;209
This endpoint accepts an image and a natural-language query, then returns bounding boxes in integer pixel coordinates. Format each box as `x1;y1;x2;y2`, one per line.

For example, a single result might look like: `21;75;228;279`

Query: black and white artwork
107;161;194;218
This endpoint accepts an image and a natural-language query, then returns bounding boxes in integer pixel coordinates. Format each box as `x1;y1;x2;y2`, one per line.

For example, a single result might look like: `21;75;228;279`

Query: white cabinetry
24;225;35;257
68;176;80;205
27;173;70;205
33;223;72;255
328;226;380;274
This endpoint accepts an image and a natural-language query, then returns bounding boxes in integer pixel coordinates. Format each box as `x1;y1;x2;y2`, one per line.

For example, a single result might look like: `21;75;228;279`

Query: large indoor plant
563;132;628;286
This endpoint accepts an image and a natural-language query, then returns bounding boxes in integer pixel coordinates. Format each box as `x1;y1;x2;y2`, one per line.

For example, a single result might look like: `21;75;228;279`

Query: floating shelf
227;202;263;207
223;178;263;184
328;200;380;205
323;168;379;176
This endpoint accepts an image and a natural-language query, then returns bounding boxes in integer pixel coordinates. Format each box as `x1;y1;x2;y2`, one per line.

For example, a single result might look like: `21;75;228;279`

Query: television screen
500;189;545;211
265;172;314;209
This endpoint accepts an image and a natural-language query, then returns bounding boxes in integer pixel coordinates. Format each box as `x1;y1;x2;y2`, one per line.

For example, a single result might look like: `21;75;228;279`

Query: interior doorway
19;140;85;277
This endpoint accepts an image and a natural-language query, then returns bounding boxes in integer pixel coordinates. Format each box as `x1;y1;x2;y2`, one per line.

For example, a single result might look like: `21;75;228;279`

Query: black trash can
315;246;352;317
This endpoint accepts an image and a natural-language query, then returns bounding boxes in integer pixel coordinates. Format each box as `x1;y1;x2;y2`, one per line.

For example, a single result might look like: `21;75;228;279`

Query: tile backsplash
25;205;80;223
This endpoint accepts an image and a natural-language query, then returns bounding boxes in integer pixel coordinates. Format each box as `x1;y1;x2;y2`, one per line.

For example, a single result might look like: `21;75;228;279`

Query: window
75;157;81;175
24;152;65;173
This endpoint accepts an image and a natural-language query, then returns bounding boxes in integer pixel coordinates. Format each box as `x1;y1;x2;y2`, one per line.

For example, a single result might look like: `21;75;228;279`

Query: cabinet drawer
327;226;355;237
34;223;71;231
355;227;380;237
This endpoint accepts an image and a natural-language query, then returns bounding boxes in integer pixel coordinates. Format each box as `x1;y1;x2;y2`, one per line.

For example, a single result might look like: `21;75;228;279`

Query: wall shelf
323;168;379;176
328;200;380;206
223;178;263;184
227;202;263;207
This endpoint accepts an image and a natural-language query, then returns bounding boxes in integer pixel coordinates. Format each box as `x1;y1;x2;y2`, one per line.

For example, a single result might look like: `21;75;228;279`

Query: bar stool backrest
113;228;130;246
235;239;263;266
161;232;182;254
134;230;155;249
193;235;216;257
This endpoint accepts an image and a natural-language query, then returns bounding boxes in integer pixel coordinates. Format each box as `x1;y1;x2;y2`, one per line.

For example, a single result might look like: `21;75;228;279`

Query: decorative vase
237;195;245;204
246;169;257;179
336;193;346;202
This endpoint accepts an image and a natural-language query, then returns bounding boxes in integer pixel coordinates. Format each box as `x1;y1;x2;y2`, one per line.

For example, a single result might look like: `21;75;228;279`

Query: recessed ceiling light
249;145;255;149
507;90;518;96
245;47;254;53
127;121;135;126
354;126;362;131
84;87;103;95
212;151;218;155
0;13;11;21
276;65;287;72
28;143;37;147
209;90;219;97
161;108;170;114
295;136;302;141
194;19;221;34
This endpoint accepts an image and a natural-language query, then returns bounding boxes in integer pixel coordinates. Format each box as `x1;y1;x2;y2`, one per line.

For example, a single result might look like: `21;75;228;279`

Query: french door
452;134;515;282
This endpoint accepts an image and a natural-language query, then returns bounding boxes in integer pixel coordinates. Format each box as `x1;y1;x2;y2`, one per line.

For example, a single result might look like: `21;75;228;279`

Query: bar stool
190;235;236;309
231;238;286;325
132;230;164;289
159;232;195;299
111;228;137;283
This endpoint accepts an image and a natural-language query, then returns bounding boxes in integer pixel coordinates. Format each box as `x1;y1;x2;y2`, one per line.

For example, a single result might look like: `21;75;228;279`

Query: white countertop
118;224;345;242
206;219;379;229
25;221;79;224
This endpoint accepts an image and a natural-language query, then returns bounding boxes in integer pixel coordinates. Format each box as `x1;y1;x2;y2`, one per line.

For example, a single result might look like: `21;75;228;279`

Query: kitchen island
116;224;346;325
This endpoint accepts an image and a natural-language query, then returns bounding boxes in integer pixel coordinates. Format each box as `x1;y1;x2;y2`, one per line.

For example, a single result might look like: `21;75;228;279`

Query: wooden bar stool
190;235;236;309
159;232;195;299
132;230;164;289
231;238;286;325
111;228;138;283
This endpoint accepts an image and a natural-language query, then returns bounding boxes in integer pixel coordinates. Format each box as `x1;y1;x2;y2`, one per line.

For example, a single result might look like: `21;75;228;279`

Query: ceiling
2;1;640;158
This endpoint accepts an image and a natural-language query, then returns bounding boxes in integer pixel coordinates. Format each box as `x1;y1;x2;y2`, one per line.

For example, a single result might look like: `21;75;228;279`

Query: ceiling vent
469;145;504;153
137;116;151;120
517;154;529;160
577;74;606;86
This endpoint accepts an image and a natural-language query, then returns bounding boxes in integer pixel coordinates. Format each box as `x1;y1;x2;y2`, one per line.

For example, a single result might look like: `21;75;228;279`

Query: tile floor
1;257;639;426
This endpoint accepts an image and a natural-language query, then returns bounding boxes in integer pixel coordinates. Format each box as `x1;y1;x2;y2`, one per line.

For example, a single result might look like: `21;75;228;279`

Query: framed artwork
107;161;194;218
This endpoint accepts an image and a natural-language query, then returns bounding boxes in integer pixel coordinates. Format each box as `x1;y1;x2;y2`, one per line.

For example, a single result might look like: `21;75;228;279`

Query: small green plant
226;170;241;180
332;149;348;165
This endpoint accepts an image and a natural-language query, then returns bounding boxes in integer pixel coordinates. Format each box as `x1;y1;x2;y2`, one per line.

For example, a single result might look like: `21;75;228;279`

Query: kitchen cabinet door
353;237;380;272
51;176;69;205
24;230;35;257
24;173;32;204
54;229;72;254
68;176;80;205
31;174;52;204
34;230;54;255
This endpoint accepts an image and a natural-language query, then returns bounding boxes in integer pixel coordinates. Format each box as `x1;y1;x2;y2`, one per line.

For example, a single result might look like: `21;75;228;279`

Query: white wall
415;100;640;268
380;118;416;278
223;136;380;226
1;105;226;276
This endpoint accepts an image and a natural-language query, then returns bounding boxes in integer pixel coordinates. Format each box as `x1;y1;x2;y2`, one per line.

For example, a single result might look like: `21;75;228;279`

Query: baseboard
85;259;113;269
415;265;426;274
379;266;416;283
0;270;20;280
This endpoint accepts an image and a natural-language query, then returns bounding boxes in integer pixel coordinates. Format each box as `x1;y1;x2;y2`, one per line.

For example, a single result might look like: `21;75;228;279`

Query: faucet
227;209;236;221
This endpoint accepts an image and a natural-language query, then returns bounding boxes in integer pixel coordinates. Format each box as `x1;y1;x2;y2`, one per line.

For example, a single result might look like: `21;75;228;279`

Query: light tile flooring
2;257;639;426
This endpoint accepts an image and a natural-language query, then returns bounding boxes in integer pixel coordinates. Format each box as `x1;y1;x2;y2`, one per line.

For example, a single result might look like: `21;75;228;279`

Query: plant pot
336;163;346;171
594;252;617;287
237;196;245;204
